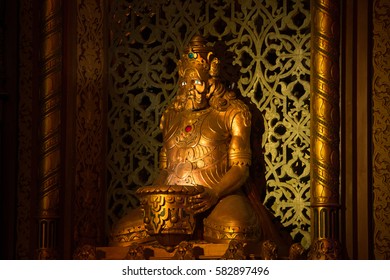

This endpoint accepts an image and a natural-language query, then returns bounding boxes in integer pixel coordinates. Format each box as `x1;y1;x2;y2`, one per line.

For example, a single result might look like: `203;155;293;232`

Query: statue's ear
209;57;220;77
206;78;215;99
177;59;184;77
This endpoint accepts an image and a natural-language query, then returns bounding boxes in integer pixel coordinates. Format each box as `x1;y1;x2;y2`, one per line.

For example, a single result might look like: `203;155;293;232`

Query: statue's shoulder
160;104;178;129
210;89;250;113
226;98;251;117
217;97;252;129
229;98;250;110
161;104;179;118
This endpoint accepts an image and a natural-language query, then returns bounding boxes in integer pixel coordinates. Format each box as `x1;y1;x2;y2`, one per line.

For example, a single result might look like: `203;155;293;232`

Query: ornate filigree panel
74;0;106;248
372;0;390;260
108;0;311;246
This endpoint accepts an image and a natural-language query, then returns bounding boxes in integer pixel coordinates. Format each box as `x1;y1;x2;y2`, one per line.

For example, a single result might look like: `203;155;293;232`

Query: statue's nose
187;88;196;97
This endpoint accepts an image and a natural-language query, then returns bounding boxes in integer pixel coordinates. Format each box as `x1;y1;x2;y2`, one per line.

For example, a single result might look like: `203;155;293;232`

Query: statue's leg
109;207;154;246
203;192;261;244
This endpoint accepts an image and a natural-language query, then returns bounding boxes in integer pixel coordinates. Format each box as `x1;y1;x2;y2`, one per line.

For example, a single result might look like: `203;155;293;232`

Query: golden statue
110;35;290;255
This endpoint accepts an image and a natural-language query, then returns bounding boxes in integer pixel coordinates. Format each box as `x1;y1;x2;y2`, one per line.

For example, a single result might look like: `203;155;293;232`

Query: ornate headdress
177;35;220;79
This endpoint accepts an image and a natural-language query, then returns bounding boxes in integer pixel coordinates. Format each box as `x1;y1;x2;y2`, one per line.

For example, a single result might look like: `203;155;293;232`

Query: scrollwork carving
173;241;195;260
74;0;106;247
73;244;97;260
307;238;341;260
221;240;246;260
137;185;203;246
288;242;306;260
372;0;390;260
124;243;145;260
261;240;278;260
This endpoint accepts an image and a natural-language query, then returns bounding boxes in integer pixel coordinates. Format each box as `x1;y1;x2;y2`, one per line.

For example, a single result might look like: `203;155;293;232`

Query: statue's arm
211;162;249;198
214;109;252;197
190;108;252;214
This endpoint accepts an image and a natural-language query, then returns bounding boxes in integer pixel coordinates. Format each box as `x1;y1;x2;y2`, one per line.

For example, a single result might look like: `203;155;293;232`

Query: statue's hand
188;187;219;214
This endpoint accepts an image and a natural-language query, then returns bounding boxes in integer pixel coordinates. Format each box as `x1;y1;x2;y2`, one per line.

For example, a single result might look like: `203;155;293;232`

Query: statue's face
178;68;209;111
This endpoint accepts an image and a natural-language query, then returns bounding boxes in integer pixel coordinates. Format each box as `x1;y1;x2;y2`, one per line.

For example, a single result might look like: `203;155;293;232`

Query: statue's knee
203;194;260;243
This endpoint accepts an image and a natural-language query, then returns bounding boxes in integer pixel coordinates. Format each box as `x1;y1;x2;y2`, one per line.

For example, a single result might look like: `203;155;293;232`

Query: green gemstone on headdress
188;52;196;59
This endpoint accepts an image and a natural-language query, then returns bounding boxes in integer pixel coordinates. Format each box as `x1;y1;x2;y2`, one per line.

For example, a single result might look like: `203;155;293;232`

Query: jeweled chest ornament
185;125;192;132
174;109;210;147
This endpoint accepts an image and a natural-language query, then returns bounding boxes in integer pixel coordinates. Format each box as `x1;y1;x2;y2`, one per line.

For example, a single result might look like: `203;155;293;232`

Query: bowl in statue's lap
136;185;204;247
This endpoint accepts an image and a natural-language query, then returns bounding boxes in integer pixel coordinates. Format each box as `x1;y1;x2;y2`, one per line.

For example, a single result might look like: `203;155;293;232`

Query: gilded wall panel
74;0;106;247
108;0;311;246
372;0;390;260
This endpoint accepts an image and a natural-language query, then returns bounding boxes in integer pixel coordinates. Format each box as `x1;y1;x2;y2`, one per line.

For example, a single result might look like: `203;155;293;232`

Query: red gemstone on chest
185;125;192;132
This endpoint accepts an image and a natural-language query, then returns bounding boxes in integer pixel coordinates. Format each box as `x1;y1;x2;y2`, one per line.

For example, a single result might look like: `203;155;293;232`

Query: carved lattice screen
107;0;311;247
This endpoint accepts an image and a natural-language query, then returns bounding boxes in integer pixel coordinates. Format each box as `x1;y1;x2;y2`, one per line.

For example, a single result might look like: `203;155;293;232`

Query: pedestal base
96;241;262;260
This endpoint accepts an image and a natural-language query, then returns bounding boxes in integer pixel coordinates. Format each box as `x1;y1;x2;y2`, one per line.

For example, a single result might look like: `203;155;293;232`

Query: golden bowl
136;185;203;247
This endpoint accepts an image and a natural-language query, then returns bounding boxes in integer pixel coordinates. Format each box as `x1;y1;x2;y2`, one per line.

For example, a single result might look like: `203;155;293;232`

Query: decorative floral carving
173;241;195;260
307;238;341;260
221;240;246;260
74;0;106;247
73;244;97;260
261;240;278;260
124;243;145;260
372;0;390;260
137;185;203;246
203;219;261;243
288;242;306;260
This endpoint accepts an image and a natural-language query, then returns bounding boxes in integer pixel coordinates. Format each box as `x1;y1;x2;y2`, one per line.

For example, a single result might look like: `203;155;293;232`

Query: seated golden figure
110;35;289;254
